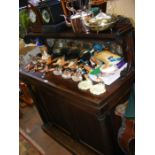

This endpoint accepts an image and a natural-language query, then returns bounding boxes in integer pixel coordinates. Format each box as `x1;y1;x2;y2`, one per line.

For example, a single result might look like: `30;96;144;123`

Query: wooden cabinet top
20;69;134;107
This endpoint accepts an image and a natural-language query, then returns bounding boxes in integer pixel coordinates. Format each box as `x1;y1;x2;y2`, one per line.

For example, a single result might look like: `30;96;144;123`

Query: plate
90;83;106;95
78;80;93;91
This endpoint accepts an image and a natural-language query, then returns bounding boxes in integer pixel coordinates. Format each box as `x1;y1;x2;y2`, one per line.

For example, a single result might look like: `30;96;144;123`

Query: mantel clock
28;3;43;33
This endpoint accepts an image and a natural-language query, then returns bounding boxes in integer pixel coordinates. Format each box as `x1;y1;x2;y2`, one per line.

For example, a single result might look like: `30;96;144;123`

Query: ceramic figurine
41;50;52;65
62;69;72;79
53;57;68;67
24;63;34;72
88;67;103;83
35;38;52;65
53;66;63;75
64;60;78;70
40;65;49;73
71;69;83;82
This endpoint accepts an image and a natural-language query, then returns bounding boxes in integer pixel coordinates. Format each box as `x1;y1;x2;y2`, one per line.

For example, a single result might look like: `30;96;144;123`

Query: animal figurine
41;50;52;65
52;57;68;67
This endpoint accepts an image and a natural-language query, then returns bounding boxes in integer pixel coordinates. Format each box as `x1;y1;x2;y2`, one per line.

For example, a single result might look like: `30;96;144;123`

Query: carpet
19;128;45;155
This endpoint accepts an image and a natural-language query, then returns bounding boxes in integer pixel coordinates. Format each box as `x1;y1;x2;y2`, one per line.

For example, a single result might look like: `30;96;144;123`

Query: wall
106;0;135;26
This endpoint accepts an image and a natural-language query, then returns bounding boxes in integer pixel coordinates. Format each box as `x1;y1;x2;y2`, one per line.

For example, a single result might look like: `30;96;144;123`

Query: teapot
62;11;92;33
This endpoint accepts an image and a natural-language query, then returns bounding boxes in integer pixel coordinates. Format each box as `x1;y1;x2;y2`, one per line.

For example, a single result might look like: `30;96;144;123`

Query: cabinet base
42;124;100;155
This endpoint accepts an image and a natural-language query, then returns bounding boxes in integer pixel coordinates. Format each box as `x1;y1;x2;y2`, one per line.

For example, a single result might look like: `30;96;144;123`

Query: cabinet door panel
37;86;72;134
66;105;115;155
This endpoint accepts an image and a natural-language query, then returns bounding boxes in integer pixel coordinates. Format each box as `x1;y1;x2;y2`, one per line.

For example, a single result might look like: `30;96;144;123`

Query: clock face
29;9;37;23
42;9;50;23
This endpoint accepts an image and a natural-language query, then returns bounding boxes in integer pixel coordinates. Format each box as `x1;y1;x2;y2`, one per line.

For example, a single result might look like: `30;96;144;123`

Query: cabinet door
36;85;74;135
66;104;115;155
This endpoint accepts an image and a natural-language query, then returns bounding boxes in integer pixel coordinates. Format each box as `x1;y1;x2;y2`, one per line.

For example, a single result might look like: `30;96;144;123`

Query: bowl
83;13;117;32
87;21;116;32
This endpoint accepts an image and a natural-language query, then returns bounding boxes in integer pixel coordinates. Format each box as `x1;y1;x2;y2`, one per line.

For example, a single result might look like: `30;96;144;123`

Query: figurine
52;57;68;67
24;63;34;72
53;66;63;76
64;60;78;70
71;68;83;82
62;69;72;79
41;50;52;65
36;38;52;65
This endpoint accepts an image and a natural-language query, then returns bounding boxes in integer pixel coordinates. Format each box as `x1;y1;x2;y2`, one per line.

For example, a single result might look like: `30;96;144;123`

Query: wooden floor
19;104;98;155
19;105;72;155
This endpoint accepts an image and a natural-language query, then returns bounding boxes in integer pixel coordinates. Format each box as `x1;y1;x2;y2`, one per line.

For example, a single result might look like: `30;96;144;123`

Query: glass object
62;69;72;79
72;69;83;82
53;66;62;76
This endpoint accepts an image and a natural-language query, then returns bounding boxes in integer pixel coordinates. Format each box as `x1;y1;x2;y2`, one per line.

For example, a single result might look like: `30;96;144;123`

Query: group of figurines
23;38;127;95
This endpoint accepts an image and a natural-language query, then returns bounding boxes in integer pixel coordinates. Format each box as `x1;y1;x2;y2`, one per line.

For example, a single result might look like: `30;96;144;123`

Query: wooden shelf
27;17;133;40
